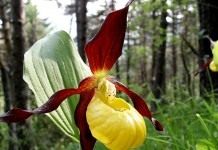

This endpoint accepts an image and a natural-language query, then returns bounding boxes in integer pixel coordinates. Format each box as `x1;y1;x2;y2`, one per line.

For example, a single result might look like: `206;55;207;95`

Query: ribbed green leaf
23;31;91;142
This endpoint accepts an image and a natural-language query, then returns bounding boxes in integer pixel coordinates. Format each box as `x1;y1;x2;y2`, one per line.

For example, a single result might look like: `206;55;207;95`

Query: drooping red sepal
0;76;95;123
75;89;96;150
85;0;135;74
111;79;163;131
112;81;152;118
0;108;33;122
152;118;164;131
194;58;211;76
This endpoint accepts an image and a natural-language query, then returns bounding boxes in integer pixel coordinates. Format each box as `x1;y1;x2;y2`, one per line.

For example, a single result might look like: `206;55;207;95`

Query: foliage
0;0;218;149
1;88;217;150
25;0;50;47
141;92;218;150
23;31;91;142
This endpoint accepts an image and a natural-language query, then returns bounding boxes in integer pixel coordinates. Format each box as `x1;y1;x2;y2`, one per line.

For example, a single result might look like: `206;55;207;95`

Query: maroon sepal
111;80;151;118
194;58;211;76
75;89;96;150
0;108;33;122
152;118;164;131
85;0;135;73
0;77;95;123
111;79;163;131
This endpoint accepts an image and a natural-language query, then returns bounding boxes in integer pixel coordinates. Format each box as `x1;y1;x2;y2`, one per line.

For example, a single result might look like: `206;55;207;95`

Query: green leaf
196;113;211;137
23;31;91;142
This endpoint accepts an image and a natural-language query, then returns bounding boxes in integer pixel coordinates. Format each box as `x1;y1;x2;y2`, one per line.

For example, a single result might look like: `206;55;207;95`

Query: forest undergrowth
0;85;217;150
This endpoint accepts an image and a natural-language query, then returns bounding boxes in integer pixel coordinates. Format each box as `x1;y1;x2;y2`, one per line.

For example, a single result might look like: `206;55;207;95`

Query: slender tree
150;2;157;86
0;1;18;149
126;27;131;86
10;0;30;149
171;9;177;92
180;39;192;95
151;0;168;109
75;0;88;62
138;0;147;85
108;0;120;80
198;0;218;96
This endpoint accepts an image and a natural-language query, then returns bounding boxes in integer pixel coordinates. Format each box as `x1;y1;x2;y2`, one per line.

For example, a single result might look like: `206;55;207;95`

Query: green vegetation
1;88;217;150
142;94;218;150
0;0;218;149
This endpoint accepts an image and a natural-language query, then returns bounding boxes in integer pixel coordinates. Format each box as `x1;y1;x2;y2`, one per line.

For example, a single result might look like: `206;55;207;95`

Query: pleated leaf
23;31;91;142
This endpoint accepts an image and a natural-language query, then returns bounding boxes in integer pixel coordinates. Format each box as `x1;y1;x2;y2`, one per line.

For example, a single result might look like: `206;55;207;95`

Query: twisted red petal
75;89;96;150
0;76;95;123
85;0;135;74
111;79;163;131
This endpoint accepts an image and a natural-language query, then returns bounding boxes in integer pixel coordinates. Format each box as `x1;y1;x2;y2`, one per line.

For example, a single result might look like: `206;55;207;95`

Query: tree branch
180;34;200;57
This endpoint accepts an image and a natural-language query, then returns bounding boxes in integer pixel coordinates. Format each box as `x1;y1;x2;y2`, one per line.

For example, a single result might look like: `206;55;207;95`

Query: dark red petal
0;76;95;123
110;79;163;131
75;89;96;150
85;0;135;73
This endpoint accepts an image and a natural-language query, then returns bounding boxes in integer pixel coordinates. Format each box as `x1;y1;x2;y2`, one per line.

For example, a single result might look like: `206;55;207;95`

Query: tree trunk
75;0;87;62
126;27;131;86
150;7;157;87
180;40;192;95
0;1;18;149
151;0;168;110
171;9;177;93
139;2;147;85
10;0;31;149
198;0;218;96
108;0;120;80
140;37;147;85
140;60;146;84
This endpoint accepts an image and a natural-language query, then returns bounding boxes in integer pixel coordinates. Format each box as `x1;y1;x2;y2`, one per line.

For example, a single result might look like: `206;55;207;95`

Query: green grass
138;94;218;150
0;91;218;150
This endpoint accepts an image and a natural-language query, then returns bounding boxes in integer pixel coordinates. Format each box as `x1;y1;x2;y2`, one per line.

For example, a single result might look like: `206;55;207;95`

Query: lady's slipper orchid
0;0;163;149
209;40;218;72
196;38;218;74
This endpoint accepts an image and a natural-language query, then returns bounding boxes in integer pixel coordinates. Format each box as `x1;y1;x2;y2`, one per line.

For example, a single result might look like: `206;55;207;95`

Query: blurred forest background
0;0;218;149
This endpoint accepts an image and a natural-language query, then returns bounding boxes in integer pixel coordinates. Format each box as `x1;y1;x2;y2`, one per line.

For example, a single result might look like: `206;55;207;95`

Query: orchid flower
196;37;218;74
208;40;218;72
0;0;163;149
